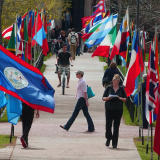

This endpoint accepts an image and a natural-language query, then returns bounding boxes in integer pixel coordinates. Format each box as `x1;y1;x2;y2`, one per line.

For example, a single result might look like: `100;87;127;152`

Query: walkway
0;53;151;160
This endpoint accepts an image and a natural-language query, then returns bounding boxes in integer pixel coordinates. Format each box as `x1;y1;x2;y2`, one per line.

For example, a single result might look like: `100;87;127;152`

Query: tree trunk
0;0;4;45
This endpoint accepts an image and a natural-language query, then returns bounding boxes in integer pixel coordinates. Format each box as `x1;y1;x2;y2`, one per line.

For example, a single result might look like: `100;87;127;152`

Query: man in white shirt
60;70;95;132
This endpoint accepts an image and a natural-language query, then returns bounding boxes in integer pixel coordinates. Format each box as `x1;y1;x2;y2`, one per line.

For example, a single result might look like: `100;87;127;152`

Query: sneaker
20;137;27;148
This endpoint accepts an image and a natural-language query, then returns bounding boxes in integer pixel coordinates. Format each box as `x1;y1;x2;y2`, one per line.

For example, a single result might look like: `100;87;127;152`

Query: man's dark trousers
105;109;123;146
21;104;34;145
64;97;94;131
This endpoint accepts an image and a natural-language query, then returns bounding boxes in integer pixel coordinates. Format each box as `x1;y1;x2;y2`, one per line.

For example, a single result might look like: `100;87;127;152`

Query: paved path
0;53;152;160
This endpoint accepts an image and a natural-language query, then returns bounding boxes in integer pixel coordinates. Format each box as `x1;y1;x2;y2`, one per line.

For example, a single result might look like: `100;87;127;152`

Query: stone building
55;0;103;30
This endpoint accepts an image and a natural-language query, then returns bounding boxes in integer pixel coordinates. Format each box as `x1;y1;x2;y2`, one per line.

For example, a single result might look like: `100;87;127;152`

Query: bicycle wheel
51;44;55;54
62;76;65;95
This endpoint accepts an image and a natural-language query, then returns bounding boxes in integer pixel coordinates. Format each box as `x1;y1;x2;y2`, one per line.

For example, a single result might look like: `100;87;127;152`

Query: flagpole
139;28;144;145
15;15;18;56
146;123;150;153
31;12;32;65
136;0;144;143
151;115;153;160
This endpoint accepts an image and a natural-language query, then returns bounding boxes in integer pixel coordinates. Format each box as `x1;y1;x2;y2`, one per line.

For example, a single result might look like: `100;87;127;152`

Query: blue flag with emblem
0;45;55;113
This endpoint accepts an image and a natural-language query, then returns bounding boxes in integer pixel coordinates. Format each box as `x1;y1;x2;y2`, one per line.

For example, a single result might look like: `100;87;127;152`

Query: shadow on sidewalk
24;147;46;150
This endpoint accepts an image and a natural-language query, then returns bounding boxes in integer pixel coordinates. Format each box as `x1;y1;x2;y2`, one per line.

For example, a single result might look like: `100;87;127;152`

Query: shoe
60;125;68;131
105;139;110;147
86;129;95;132
20;137;27;148
113;146;117;148
55;71;57;73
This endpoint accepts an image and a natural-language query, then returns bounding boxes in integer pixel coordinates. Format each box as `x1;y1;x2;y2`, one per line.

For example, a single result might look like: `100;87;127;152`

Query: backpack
70;32;77;44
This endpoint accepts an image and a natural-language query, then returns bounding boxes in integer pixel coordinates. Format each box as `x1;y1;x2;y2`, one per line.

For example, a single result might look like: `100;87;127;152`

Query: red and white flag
153;85;160;156
145;43;159;124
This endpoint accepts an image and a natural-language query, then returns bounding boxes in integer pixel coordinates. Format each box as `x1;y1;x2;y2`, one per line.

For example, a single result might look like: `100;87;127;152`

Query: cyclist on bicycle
55;43;73;88
54;37;63;73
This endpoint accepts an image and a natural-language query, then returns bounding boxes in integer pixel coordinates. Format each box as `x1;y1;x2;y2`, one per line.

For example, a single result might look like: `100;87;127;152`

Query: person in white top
60;70;95;132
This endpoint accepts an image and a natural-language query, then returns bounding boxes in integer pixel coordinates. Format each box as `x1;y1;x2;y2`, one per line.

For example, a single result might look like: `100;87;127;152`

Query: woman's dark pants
105;109;123;146
64;97;94;131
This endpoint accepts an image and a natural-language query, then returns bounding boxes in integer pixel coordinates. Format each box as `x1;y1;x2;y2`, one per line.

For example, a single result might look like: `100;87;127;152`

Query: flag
85;18;93;34
47;20;51;27
32;14;49;56
153;85;160;155
16;16;22;52
94;0;104;7
2;12;28;40
93;12;103;26
25;15;32;60
81;16;93;29
145;43;159;124
44;14;48;34
153;36;160;82
17;18;28;59
82;14;110;41
123;30;144;97
126;35;132;68
92;2;105;15
2;25;13;40
110;8;129;60
0;45;55;113
0;91;7;109
141;29;146;74
7;24;16;53
6;94;22;125
85;14;117;48
91;25;117;57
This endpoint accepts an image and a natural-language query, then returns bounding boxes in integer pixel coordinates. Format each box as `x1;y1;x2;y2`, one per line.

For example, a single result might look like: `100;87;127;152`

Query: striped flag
153;85;160;155
145;43;159;124
110;8;129;60
123;30;144;97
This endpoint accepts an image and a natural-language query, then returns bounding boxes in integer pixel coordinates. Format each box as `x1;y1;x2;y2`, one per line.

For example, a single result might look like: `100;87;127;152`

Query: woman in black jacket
102;62;119;88
102;74;127;148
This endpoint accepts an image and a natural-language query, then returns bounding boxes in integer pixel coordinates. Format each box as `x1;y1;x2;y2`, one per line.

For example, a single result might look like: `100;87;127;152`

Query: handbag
87;85;95;99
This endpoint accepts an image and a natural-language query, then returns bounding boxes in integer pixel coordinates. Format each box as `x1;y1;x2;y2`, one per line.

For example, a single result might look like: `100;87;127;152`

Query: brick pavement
0;53;151;160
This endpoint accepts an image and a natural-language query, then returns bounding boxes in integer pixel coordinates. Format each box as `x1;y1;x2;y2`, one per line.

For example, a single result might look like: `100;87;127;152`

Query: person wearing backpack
68;28;79;60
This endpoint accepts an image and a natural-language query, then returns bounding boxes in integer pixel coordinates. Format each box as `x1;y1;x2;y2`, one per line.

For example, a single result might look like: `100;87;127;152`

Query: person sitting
55;43;73;88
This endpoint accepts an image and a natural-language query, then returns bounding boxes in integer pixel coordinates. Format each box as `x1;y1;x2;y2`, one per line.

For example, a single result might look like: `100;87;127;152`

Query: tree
1;0;71;45
0;0;4;45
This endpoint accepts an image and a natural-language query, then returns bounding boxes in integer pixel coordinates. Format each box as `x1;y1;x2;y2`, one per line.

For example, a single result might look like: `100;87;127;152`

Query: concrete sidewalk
0;53;146;160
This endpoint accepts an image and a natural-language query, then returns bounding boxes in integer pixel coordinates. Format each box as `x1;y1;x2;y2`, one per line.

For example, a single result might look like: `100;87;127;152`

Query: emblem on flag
4;67;28;90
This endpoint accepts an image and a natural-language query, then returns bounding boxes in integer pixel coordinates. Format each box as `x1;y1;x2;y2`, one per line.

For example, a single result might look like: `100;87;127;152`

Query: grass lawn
43;52;53;61
134;137;158;160
123;104;156;127
0;135;16;148
0;110;8;122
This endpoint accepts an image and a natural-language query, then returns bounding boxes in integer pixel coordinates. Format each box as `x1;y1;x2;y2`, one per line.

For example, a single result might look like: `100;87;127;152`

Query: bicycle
57;65;70;95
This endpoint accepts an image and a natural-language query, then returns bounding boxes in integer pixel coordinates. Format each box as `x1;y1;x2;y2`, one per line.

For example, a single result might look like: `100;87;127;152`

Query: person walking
64;9;72;31
68;28;79;60
60;70;95;132
76;29;82;56
55;43;73;88
20;103;39;148
102;74;127;148
102;62;121;88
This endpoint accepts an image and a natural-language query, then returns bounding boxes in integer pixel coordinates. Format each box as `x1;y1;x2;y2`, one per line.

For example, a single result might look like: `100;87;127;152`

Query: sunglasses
76;73;79;75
